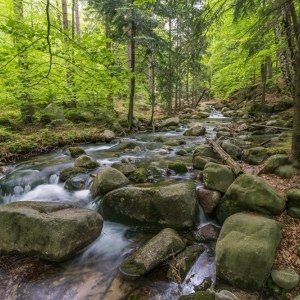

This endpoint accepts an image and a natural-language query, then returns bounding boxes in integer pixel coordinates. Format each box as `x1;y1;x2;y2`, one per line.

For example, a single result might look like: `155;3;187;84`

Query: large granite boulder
119;228;185;278
193;144;220;160
183;124;206;136
203;162;235;193
161;117;180;128
90;167;129;198
100;183;199;231
263;154;289;173
193;156;218;171
0;201;103;262
221;141;242;159
244;147;268;165
74;155;100;169
217;174;286;223
216;213;282;291
286;188;300;219
274;165;296;179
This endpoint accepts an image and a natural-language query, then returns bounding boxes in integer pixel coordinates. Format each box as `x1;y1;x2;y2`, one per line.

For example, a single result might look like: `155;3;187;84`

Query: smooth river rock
0;201;103;262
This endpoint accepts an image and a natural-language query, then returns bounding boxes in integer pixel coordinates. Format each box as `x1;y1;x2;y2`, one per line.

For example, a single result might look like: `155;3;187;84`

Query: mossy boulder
167;245;205;283
69;147;86;158
111;162;136;176
271;269;300;290
203;162;235;193
248;103;273;117
90;167;129;198
112;142;140;151
193;144;220;160
168;160;188;174
183;124;206;136
161;117;180;128
216;213;282;291
263;154;289;173
273;98;293;113
286;188;300;219
74;155;100;169
119;228;185;278
217;174;286;223
244;147;268;165
221;141;242;159
0;201;103;262
59;166;89;182
100;183;199;231
129;167;150;183
274;165;296;179
193;156;219;170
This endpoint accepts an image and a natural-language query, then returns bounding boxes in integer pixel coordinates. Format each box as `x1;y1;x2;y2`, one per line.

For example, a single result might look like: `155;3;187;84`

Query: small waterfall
13;185;24;196
49;174;59;184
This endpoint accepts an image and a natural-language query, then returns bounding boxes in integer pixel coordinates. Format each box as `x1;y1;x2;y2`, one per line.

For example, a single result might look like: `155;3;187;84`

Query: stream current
0;111;230;300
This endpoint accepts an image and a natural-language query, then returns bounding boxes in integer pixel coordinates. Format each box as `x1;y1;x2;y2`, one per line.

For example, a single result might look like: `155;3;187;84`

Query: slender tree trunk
74;0;80;43
167;17;173;114
261;59;267;104
127;0;135;130
148;43;155;125
266;56;272;79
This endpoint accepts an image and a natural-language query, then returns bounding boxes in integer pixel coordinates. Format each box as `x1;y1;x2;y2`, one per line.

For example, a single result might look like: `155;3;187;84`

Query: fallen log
206;138;244;177
251;124;292;131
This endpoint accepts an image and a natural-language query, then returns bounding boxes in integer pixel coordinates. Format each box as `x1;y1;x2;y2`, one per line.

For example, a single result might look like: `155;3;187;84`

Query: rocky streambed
0;103;299;300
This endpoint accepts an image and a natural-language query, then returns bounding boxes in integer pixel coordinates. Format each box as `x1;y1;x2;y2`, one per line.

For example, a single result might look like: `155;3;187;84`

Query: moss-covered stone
100;183;199;231
129;167;150;183
111;162;136;176
244;147;268;165
274;165;296;179
168;160;188;174
193;156;219;170
263;154;289;173
203;162;235;193
69;147;86;158
217;174;286;223
0;201;103;262
193;144;220;160
74;155;100;169
216;213;282;291
59;166;89;182
119;228;185;278
183;124;206;136
90;167;129;197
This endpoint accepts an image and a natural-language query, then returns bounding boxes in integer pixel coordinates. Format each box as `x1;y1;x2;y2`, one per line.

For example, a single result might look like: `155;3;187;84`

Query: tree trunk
127;0;135;131
149;43;155;125
74;0;80;43
266;56;272;79
261;59;267;104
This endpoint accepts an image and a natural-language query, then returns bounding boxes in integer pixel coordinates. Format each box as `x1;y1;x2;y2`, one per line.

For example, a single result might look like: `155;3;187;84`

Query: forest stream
0;110;230;300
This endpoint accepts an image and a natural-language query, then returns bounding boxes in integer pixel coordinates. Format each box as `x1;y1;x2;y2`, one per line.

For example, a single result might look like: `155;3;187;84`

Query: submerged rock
119;228;185;278
0;201;103;262
100;183;199;231
216;213;282;291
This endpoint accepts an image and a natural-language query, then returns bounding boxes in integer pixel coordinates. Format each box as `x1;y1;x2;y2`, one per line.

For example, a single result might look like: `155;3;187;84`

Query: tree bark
127;0;135;131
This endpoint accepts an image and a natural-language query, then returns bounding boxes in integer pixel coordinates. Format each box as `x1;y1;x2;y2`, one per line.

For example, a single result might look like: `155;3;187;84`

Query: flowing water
0;112;230;300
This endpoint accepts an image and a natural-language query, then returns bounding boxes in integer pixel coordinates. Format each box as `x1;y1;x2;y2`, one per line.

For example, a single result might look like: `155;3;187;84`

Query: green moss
168;160;188;174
